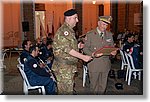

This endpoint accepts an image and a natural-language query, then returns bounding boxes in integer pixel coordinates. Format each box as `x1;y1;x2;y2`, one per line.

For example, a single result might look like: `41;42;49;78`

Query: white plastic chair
17;64;46;95
119;50;129;70
83;65;88;87
125;53;143;85
17;57;22;65
0;51;6;69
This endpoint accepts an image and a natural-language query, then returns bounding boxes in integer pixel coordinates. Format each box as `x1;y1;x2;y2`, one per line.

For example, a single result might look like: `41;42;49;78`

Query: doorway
35;11;46;39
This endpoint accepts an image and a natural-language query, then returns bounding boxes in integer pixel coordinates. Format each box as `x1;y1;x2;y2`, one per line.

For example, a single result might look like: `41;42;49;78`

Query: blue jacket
24;55;56;94
20;50;30;64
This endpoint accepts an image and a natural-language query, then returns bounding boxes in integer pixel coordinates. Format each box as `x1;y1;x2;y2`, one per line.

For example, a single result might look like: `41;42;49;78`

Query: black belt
54;57;77;65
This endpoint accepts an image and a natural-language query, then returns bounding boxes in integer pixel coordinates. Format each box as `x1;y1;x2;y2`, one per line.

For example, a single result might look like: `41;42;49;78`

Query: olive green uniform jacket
83;28;114;94
83;28;114;73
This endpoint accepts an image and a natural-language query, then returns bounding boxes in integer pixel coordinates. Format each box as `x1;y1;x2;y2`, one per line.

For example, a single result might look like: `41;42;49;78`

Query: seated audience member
20;40;32;64
122;34;134;52
122;34;142;69
39;41;54;69
47;33;53;42
24;45;56;95
40;36;47;50
35;37;42;48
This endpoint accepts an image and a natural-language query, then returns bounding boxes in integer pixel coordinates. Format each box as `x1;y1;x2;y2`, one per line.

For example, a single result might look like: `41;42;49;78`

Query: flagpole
52;11;55;38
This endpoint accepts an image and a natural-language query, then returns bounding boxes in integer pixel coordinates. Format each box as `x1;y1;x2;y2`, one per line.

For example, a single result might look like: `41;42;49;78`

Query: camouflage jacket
52;22;78;64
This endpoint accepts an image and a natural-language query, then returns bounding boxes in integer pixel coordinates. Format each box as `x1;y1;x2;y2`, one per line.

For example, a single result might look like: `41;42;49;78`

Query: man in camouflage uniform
83;16;117;94
52;9;92;95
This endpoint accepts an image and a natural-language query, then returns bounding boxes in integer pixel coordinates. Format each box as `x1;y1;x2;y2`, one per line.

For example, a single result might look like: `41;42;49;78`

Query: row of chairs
17;58;46;95
83;65;88;87
120;50;143;85
83;50;143;87
18;57;89;94
0;50;7;69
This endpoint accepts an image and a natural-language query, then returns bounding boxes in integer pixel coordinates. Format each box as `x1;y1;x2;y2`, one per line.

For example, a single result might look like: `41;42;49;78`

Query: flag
40;19;46;38
59;17;61;28
47;24;49;34
52;23;54;38
51;11;55;37
90;21;93;30
40;23;42;37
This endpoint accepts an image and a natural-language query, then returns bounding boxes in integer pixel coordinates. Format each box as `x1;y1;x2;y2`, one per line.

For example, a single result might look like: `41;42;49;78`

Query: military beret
64;9;77;16
99;16;112;24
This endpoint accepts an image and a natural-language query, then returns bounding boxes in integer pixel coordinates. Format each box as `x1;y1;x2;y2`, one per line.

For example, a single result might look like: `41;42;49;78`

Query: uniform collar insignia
96;27;104;35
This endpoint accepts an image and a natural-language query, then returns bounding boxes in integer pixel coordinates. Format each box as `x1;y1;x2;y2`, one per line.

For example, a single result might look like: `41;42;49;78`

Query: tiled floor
2;52;143;95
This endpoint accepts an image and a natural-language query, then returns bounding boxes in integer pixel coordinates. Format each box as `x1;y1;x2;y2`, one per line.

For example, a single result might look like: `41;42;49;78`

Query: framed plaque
94;46;118;56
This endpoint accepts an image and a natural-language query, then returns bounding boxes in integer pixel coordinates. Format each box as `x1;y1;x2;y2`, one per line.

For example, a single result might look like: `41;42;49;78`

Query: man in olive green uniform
52;9;92;95
83;16;117;94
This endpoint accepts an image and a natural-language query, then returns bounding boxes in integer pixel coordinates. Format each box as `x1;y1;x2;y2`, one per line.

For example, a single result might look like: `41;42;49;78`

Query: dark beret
64;9;77;16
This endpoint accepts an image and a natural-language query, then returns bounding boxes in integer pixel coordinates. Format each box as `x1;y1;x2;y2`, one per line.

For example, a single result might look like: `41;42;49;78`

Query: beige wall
2;0;112;48
2;1;73;47
3;2;21;48
82;3;98;34
0;2;2;49
44;1;73;37
82;0;111;34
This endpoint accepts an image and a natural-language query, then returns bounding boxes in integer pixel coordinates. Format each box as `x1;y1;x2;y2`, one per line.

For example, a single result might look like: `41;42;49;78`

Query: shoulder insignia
23;58;27;62
64;31;69;36
39;52;42;55
33;64;37;68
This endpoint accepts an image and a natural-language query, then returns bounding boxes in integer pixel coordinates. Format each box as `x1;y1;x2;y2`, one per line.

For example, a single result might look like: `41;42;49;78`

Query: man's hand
82;55;93;62
92;52;103;58
50;75;56;82
78;42;84;49
39;62;46;68
111;50;117;56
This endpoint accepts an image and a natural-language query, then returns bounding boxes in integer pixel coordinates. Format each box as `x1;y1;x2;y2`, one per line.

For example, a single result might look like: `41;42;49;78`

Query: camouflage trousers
52;61;77;95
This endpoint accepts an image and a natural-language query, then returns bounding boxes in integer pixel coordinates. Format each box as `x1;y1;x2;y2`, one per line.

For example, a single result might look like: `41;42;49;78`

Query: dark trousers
29;76;56;95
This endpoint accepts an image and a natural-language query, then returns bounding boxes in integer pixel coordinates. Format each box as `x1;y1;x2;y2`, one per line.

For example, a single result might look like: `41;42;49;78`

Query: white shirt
96;27;104;37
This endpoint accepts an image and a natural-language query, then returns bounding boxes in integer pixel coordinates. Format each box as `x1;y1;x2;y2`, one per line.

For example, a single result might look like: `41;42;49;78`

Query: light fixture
92;0;96;4
36;12;39;15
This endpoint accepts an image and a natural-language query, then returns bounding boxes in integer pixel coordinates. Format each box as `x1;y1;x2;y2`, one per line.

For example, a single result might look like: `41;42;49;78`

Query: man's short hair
22;40;30;49
29;45;38;54
127;33;135;38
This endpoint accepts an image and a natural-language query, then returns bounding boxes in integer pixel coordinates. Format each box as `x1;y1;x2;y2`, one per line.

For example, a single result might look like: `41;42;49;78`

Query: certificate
94;46;118;56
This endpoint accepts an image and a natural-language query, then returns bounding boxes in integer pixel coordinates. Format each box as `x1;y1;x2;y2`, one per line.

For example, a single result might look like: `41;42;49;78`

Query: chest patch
64;31;69;36
23;58;27;62
33;64;37;68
